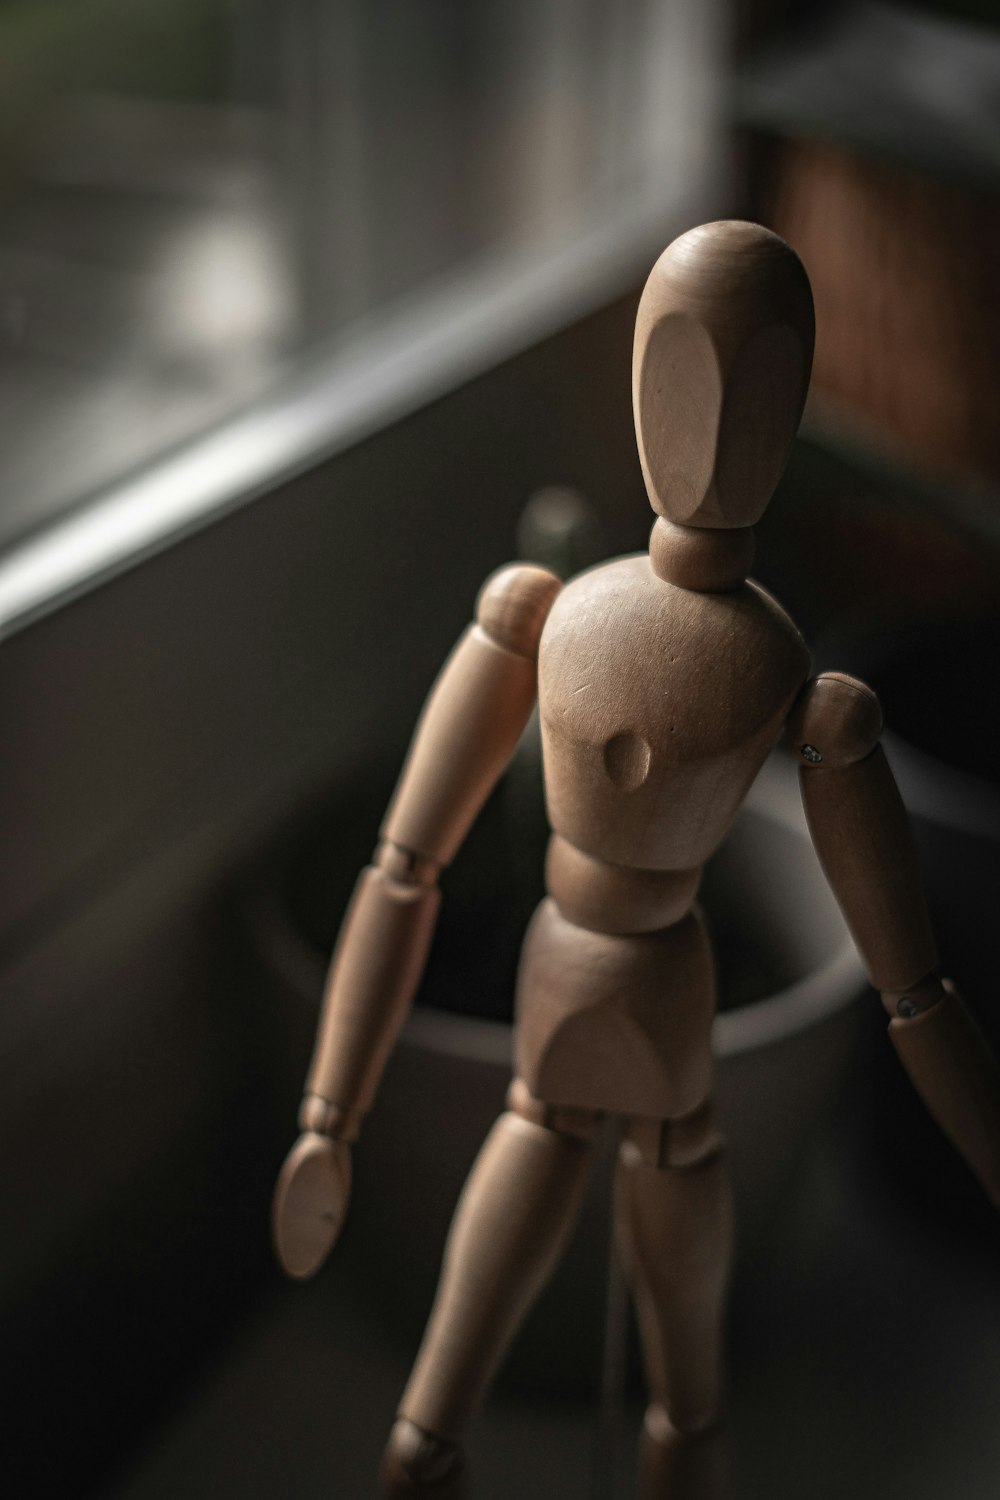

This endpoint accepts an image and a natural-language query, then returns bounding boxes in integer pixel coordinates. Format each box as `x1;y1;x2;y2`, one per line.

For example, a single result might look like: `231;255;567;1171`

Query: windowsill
0;178;721;641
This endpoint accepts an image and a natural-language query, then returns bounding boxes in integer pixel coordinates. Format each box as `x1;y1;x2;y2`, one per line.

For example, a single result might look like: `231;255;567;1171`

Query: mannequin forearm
884;977;1000;1207
792;672;1000;1207
303;842;441;1130
804;749;1000;1203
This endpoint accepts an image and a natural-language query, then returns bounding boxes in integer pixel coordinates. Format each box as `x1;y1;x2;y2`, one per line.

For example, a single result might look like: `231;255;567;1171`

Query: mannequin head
633;221;814;530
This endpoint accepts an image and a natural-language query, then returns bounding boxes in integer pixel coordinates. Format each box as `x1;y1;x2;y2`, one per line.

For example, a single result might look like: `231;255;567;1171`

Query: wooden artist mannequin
272;221;1000;1498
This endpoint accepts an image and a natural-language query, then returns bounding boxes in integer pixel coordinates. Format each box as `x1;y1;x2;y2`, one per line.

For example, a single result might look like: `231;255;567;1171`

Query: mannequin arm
790;672;1000;1207
273;563;561;1275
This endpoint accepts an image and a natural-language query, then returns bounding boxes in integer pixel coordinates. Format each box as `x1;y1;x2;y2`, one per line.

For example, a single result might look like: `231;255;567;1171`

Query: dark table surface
104;1106;1000;1500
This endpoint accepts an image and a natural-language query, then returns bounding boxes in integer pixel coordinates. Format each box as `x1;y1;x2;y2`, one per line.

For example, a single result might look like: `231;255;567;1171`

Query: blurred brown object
768;138;1000;488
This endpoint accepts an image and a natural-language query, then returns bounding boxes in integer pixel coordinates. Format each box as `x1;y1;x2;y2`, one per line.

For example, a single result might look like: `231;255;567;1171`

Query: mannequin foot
381;1418;467;1498
639;1405;726;1500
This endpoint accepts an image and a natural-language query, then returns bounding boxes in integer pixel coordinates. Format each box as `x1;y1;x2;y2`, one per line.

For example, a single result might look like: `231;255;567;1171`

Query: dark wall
0;291;646;1496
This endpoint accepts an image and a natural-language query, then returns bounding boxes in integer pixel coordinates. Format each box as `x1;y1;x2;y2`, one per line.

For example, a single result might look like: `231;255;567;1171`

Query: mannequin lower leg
383;1100;598;1494
617;1102;733;1500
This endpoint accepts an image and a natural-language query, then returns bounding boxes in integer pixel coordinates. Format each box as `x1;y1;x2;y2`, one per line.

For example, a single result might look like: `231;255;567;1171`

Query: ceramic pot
247;750;866;1394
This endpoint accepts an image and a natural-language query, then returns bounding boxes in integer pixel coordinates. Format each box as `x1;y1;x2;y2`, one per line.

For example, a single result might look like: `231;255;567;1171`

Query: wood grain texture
787;671;883;768
381;626;538;865
305;865;441;1113
538;555;810;870
397;1112;592;1442
382;564;557;864
475;562;562;657
633;220;814;528
798;746;937;991
269;219;1000;1495
514;899;715;1118
648;518;755;592
545;833;700;935
617;1124;733;1433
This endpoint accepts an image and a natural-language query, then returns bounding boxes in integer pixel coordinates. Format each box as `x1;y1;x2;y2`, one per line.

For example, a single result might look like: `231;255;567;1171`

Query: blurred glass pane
0;0;720;550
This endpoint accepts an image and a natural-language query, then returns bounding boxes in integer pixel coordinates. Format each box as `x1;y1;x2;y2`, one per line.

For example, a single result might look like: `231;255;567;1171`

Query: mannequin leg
617;1102;733;1500
382;1099;598;1496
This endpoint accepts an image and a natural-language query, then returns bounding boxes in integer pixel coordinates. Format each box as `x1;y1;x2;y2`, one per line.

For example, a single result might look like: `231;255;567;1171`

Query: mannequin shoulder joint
787;671;883;768
475;563;562;658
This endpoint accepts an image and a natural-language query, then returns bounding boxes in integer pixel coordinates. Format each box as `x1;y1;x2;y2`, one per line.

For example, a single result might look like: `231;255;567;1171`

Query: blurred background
1;2;998;1497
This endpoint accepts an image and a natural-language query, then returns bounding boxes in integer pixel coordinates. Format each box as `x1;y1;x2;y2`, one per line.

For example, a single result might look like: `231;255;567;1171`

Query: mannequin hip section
513;894;715;1119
